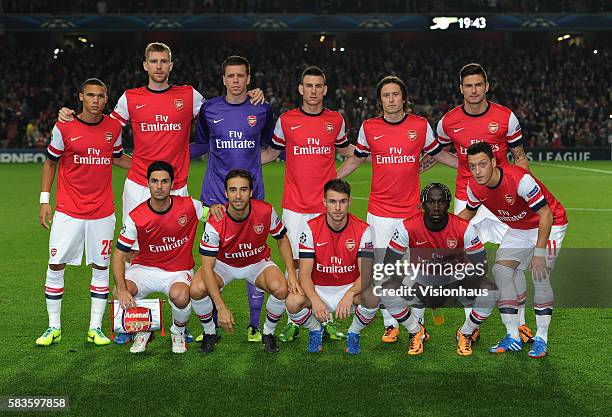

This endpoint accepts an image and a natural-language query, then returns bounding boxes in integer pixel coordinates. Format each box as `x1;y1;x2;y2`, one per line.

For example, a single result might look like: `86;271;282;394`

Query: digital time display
430;16;488;30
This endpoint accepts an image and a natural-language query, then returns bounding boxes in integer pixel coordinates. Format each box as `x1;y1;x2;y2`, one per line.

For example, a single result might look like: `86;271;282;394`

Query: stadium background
0;2;610;416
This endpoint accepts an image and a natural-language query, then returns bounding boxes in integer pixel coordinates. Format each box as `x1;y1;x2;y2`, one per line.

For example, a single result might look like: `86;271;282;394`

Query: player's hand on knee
312;298;329;322
116;288;135;309
530;256;549;281
247;88;265;105
58;107;75;123
335;293;354;320
39;204;52;229
207;204;225;222
287;275;303;295
218;307;235;333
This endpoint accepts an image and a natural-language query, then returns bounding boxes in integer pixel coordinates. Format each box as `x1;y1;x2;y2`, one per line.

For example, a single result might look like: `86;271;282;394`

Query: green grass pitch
0;160;610;417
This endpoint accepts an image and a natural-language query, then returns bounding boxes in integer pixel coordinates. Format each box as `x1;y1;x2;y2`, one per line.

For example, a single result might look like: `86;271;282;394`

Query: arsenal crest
407;129;417;141
174;98;184;110
505;194;515;205
325;122;334;134
122;307;152;333
50;248;57;257
345;239;356;251
247;115;257;127
104;132;113;143
253;223;264;234
488;121;499;134
446;238;457;249
178;214;187;226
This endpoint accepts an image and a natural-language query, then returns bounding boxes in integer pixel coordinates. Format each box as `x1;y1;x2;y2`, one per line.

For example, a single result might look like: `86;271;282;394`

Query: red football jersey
388;213;484;264
111;85;204;190
298;213;373;286
199;199;286;268
118;196;204;271
47;115;123;219
466;166;568;230
271;108;348;213
437;102;523;200
355;114;442;218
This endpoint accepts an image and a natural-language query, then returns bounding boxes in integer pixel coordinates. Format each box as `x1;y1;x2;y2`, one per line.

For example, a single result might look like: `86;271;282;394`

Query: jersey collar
75;115;104;126
146;85;173;94
226;202;252;223
486;167;504;189
147;196;173;215
326;215;349;234
461;101;490;118
299;107;325;117
382;113;408;126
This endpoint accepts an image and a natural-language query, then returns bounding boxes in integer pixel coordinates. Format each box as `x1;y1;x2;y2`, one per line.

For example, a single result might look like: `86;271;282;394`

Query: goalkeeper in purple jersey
189;56;276;344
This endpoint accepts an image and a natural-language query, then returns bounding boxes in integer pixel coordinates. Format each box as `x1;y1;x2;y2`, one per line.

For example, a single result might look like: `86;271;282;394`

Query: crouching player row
375;183;498;356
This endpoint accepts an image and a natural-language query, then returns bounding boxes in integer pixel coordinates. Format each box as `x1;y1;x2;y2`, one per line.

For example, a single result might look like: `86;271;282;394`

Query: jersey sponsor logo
407;129;417;141
497;209;527;222
453;127;464;133
140;114;182;132
325;122;334;134
293;137;332;155
345;239;356;251
174;98;184;111
446;237;457;248
505;194;515;205
247;115;257;127
50;248;58;256
122;307;152;332
253;223;264;234
488;121;499;134
70;136;82;142
178;214;187;226
105;132;113;143
373;134;385;140
316;242;328;247
213;119;224;124
135;104;147;109
73;148;112;165
290;125;302;130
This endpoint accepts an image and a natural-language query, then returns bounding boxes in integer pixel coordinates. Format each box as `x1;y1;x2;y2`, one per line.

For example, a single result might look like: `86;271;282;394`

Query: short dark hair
301;66;326;85
147;161;174;181
225;169;253;190
420;183;452;204
467;142;494;159
222;55;250;76
376;75;410;112
80;78;107;94
144;42;172;62
324;179;351;198
459;63;488;85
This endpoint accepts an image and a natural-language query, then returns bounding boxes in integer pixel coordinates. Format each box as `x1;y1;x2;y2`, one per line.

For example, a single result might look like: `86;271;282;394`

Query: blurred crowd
1;42;609;149
2;0;610;14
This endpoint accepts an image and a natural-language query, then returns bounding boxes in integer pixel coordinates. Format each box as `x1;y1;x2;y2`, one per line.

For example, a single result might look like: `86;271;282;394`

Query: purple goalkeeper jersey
191;96;274;206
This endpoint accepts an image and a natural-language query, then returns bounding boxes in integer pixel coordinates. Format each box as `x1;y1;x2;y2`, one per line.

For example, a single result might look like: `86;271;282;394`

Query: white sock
191;297;215;335
499;308;520;340
263;295;285;335
89;268;110;329
533;277;554;343
411;306;425;325
534;311;551;343
288;308;321;332
170;301;191;335
460;307;491;336
380;306;398;327
348;305;377;334
463;306;473;320
44;267;64;329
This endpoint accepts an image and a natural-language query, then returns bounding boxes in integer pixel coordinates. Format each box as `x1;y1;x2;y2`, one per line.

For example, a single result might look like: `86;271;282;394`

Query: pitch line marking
531;162;612;175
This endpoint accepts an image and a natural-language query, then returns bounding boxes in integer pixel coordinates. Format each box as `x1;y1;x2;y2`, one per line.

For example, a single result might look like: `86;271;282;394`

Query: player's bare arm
510;145;530;170
298;257;329;322
261;147;281;164
418;154;438;174
432;149;458;169
111;249;135;308
39;158;58;229
530;204;553;281
113;153;132;170
336;274;362;320
336;155;366;179
336;143;356;158
278;235;301;295
201;254;234;332
457;208;477;222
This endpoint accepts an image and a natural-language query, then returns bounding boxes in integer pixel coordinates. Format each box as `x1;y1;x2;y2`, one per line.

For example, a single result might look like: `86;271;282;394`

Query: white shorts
454;198;508;245
48;211;115;267
367;212;403;249
496;224;568;270
214;258;279;289
282;209;321;260
122;178;189;250
125;264;193;299
314;283;353;312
